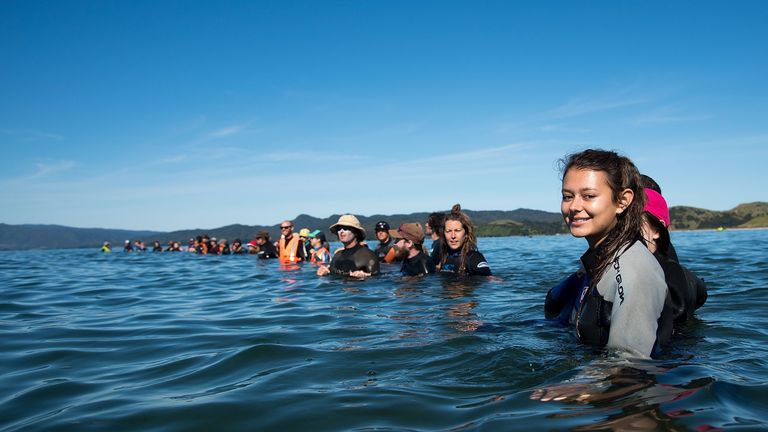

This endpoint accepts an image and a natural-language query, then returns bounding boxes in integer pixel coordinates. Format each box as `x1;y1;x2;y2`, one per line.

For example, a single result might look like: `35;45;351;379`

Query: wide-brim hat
329;214;366;239
254;230;270;240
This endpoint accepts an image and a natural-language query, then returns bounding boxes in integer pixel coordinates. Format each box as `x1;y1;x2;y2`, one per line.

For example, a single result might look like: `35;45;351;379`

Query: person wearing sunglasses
278;220;308;263
317;214;379;278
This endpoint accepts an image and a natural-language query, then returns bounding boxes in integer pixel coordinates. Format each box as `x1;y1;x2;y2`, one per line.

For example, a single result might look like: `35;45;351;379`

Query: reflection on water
0;230;767;431
532;361;720;431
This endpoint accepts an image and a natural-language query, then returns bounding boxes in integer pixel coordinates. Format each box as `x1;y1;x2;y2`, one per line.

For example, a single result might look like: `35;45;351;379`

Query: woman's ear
616;188;634;215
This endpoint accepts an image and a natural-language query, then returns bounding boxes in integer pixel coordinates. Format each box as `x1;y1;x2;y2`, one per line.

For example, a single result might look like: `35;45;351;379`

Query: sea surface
1;230;767;431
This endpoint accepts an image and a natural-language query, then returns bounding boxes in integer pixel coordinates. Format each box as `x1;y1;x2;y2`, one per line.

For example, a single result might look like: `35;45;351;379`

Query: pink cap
644;189;670;228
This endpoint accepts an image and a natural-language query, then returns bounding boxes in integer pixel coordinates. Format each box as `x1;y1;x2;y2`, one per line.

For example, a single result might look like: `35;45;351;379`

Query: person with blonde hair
437;204;491;276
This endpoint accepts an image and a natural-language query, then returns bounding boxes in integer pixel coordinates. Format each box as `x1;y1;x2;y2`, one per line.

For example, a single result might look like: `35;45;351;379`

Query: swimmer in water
317;214;379;278
437;204;491;276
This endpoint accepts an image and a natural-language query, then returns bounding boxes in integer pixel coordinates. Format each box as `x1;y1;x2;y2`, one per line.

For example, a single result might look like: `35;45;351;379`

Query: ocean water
1;230;767;431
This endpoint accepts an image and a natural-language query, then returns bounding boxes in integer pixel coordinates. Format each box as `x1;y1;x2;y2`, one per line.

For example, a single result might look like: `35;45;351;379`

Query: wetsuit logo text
613;258;625;305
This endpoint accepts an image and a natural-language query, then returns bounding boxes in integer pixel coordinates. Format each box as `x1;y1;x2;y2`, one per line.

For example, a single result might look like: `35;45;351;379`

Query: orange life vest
279;235;302;263
311;247;330;264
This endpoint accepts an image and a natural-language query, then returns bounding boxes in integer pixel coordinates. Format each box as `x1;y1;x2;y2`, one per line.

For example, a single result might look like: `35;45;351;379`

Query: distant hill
669;202;768;230
2;202;766;250
0;224;162;250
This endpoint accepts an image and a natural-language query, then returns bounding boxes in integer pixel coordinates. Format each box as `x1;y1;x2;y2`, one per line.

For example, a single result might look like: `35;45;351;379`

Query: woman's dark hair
427;212;446;236
640;174;662;194
438;204;478;274
644;212;671;256
559;149;645;286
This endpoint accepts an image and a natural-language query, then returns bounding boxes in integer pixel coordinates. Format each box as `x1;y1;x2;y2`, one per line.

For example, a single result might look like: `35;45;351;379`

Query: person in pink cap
641;176;708;324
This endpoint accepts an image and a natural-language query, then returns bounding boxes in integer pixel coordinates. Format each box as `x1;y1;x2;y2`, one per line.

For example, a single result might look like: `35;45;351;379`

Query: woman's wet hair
427;212;446;236
439;203;478;274
559;149;646;285
644;212;671;255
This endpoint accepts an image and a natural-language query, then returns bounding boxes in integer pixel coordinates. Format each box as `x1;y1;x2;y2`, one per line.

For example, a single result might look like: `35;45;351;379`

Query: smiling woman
545;149;670;359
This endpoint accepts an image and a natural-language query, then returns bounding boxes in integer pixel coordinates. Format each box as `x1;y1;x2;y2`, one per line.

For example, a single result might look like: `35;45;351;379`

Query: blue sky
2;1;766;231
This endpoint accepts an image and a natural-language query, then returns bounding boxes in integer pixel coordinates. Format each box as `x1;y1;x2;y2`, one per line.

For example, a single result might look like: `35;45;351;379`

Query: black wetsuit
440;249;492;276
374;238;394;261
329;243;380;276
400;251;436;276
654;251;707;323
257;242;279;259
429;238;443;264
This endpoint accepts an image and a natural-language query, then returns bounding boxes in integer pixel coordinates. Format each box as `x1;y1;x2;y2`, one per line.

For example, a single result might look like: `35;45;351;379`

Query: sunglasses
336;226;353;233
280;226;293;229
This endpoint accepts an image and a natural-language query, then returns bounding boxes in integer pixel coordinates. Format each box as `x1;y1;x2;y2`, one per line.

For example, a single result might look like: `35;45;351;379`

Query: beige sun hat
329;214;366;239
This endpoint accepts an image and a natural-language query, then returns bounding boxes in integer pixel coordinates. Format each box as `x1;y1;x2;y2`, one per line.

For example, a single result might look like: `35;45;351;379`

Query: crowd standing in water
100;148;707;359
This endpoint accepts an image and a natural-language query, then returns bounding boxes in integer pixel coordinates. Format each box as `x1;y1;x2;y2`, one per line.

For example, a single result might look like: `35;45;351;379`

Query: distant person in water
317;214;380;278
278;220;308;263
299;228;313;258
101;241;111;253
186;238;197;253
425;211;445;264
389;223;435;276
544;149;669;359
254;231;278;259
309;230;331;265
134;240;146;252
166;241;182;252
640;177;707;324
231;239;246;255
437;204;491;276
123;240;133;252
152;241;163;252
373;221;396;262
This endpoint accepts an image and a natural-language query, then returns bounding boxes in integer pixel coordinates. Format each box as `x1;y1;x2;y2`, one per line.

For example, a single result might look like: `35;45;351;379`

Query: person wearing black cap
373;220;396;262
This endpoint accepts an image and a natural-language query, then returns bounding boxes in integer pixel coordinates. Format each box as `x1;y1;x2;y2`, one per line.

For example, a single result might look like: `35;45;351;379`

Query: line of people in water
100;148;708;360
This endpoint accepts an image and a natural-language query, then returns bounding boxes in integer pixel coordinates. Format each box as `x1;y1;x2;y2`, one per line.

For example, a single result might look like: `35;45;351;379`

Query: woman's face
444;220;466;251
310;237;321;248
561;168;631;248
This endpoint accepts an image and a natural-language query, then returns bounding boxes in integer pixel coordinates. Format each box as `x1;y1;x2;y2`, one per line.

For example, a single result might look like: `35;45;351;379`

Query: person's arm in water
545;272;582;321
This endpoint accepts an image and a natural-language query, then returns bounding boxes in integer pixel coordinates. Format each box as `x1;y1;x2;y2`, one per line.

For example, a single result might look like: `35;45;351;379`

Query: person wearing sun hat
317;214;379;278
642;182;708;325
388;222;435;276
250;230;278;259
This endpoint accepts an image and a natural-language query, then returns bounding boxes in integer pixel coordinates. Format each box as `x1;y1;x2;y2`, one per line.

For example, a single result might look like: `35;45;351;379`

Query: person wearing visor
389;223;435;276
308;230;331;265
641;182;707;324
317;214;379;278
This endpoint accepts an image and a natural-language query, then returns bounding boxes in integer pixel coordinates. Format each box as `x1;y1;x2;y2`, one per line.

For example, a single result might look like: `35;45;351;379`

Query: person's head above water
330;214;366;245
559;148;644;250
280;221;295;238
442;204;476;252
375;221;391;243
642;188;672;254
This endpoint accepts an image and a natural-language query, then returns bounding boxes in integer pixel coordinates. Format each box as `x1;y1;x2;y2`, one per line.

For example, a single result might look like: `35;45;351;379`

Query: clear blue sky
2;1;766;231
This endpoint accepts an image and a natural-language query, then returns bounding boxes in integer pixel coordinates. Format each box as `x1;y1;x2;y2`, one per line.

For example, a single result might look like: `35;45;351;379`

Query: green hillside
3;202;766;250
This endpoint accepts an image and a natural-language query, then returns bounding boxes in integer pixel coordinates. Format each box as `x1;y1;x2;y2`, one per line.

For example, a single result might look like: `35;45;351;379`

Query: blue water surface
1;230;767;431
